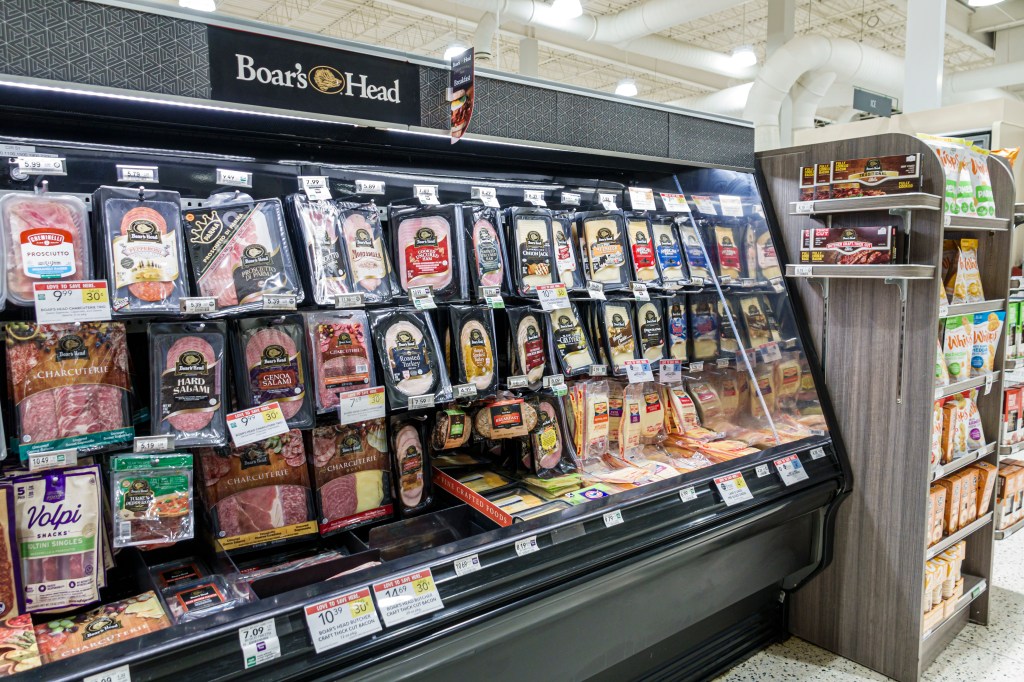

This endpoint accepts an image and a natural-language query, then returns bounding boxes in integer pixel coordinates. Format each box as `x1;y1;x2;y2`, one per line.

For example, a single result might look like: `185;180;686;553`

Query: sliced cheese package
388;203;469;303
598;300;640;376
506;206;557;297
505;306;548;390
650;216;688;285
582;380;611;460
445;304;499;398
463;205;514;298
677;218;714;284
717;297;742;354
553;212;586;291
547;301;597;377
666;296;690;361
578;210;630;291
618;382;666;458
636;299;667;367
690;294;720;360
624;212;663;287
368;307;452;410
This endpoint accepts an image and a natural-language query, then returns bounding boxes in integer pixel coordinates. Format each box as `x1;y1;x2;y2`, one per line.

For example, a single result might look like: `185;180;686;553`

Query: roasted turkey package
388;203;468;303
445;304;499;398
305;309;376;414
463;205;513;298
389;414;434;516
231;315;314;429
506;206;557;297
368;307;452;409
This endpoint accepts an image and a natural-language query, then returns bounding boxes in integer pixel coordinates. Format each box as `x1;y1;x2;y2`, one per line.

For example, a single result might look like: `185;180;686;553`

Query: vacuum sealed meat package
150;322;227;447
578;210;630;290
337;202;397;303
1;192;91;307
369;307;452;409
507;207;557;297
181;198;303;315
93;186;189;316
110;453;194;548
232;315;313;429
447;305;498;397
553;212;585;291
547;301;596;377
285;194;352;305
531;395;578;478
625;213;662;286
463;205;512;297
305;309;375;414
506;306;548;390
389;203;468;302
389;415;433;515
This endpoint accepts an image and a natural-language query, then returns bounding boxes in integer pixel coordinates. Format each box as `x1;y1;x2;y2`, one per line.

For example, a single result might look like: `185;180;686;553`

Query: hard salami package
285;194;353;305
93;186;190;316
308;420;393;535
181;198;304;316
578;210;630;291
625;213;663;286
507;206;557;297
1;192;92;307
388;203;468;303
446;305;499;397
305;309;375;414
505;306;548;390
369;308;452;409
651;216;687;284
553;212;586;291
463;205;513;298
149;322;227;448
197;430;317;552
13;465;103;613
232;315;314;429
6;322;133;457
389;415;433;516
336;202;398;303
110;453;194;548
598;300;639;376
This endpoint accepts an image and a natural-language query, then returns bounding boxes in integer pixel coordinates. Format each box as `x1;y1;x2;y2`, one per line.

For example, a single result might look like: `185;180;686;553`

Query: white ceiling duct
670;83;754;118
473;12;498;60
947;61;1024;93
791;71;838;132
584;0;751;44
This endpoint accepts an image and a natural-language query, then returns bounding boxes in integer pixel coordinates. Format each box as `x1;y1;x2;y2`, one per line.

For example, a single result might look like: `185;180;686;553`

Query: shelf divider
926;512;994;561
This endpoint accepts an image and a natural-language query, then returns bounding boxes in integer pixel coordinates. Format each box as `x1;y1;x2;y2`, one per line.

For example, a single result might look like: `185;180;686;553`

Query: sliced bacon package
305;309;376;414
388;203;469;303
231;314;314;429
93;186;190;316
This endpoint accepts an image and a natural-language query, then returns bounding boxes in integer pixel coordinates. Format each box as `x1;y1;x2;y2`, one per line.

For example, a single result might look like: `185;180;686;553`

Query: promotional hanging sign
449;47;475;143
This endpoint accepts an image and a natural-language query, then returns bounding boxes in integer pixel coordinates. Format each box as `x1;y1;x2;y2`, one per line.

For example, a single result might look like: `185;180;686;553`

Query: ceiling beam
970;0;1024;33
887;0;993;55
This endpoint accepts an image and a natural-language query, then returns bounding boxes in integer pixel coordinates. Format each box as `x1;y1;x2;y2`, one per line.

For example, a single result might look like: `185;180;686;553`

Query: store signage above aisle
207;27;420;126
449;48;474;143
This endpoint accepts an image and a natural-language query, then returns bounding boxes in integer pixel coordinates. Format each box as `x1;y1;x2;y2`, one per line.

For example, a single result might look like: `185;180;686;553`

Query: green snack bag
942;315;972;381
110;453;194;549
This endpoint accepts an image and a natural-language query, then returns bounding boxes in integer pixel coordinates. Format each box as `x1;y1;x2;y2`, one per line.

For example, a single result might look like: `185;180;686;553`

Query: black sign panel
208;27;420;126
853;88;893;117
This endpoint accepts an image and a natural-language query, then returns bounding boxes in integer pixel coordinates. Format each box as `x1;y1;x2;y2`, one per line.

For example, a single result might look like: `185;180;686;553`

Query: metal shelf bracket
885;276;910;404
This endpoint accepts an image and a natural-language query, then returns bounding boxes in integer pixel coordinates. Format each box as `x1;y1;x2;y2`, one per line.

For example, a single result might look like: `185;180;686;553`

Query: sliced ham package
305;309;375;414
553;212;586;291
232;315;314;429
505;306;548;391
308;419;393;536
181;197;303;316
445;305;499;398
0;192;92;307
336;202;398;303
389;415;433;516
369;308;452;410
6;321;133;457
93;186;190;316
285;195;353;305
506;206;557;298
388;203;468;303
624;213;663;287
197;429;317;552
463;205;513;298
149;321;227;447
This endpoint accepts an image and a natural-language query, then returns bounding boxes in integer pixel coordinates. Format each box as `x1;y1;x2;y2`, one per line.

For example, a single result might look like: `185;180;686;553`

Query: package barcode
356;364;369;373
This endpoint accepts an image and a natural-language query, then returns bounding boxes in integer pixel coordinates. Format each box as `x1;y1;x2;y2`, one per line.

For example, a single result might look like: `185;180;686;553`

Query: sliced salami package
446;305;499;398
284;194;353;306
505;306;548;390
547;301;597;377
93;186;190;316
232;315;313;429
150;321;227;448
369;308;452;409
507;206;557;297
578;210;630;291
598;300;640;376
463;205;512;298
304;309;375;414
1;192;92;307
336;201;398;303
389;414;433;516
624;212;663;287
636;299;667;366
553;212;586;291
389;203;468;303
651;216;687;285
181;198;303;316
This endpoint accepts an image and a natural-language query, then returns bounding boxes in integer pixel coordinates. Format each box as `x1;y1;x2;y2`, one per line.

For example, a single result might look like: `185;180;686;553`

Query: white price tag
472;186;500;207
795;201;815;214
810;429;826;437
628;187;657;211
453;554;481;576
689;277;705;286
410;285;436;310
759;342;782;363
589;364;608;377
408;394;436;410
28;448;77;472
810;446;826;460
180;296;216;314
515;536;540;556
479;285;504;308
304;587;382;654
356;179;386;195
625;359;654;384
453;383;478;400
985;373;995;395
659;192;689;213
599;192;618;210
659;359;682;384
536;283;570;311
691;195;717;215
14;155;66;176
335;293;365;308
939;304;949;317
560;191;581;206
116;164;159;183
719;194;744;217
373;569;444;627
33;281;111;324
587;280;606;300
689;361;704;373
84;664;131;682
299;175;331;200
133;435;174;454
716;358;731;368
944;214;951;227
679;487;697;502
226;402;290;447
631;281;650;301
774;454;809;486
713;471;754;506
755;464;771;478
216;168;252;188
238;617;280;669
336;387;386;426
507;375;529;389
524;189;546;206
414;184;440;205
603;510;624;527
794;265;813;277
262;294;297;311
0;144;34;156
543;374;565;389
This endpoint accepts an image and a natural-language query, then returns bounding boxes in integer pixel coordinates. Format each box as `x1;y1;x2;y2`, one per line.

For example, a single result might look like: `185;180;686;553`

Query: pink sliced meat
214;485;311;537
197;208;271;307
19;391;58;443
4;198;88;302
312;429;337;467
321;476;358;520
396;215;452;292
199;450;231;488
316;320;370;409
54;385;125;437
280;431;306;467
245;327;302;419
165;336;219;433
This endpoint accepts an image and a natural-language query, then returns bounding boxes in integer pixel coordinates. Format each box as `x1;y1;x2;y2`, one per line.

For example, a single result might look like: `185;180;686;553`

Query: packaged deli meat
309;419;393;535
110;453;194;548
553;212;586;291
432;408;472;449
507;206;557;297
305;309;375;414
13;466;103;613
232;315;314;429
6;321;132;456
181;198;303;315
93;186;190;316
599;300;639;376
463;205;512;297
337;202;397;303
547;301;596;377
163;575;250;624
389;415;433;515
506;306;547;390
0;484;22;619
677;219;713;284
389;203;467;302
531;395;578;478
284;194;353;305
197;430;316;552
369;308;452;409
0;192;92;307
625;212;663;286
799;226;896;265
579;210;630;290
651;216;687;284
473;396;538;440
666;297;689;361
149;322;227;448
829;154;922;198
690;294;720;360
446;305;498;397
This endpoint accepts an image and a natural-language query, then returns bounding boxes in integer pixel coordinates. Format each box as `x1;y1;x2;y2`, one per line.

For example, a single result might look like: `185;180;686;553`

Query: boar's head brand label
55;333;88;361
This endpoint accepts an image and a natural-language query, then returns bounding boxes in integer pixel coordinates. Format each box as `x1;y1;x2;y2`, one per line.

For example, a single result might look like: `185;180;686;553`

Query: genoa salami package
150;322;227;448
181;198;303;315
336;202;398;303
305;309;375;414
232;315;313;429
625;213;663;286
13;465;102;613
506;306;548;390
389;203;468;303
578;210;630;291
110;453;194;548
1;192;92;307
285;194;353;306
389;415;433;516
6;321;133;457
369;308;452;409
463;205;512;297
197;430;317;552
507;206;557;297
447;305;499;397
308;420;393;535
553;212;586;291
93;186;190;316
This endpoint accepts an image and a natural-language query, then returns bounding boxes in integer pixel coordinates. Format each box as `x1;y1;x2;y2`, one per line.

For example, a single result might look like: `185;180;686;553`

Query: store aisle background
714;533;1024;681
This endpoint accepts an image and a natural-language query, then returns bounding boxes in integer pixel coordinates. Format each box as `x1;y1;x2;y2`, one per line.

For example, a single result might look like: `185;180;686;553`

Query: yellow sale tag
348;596;373;618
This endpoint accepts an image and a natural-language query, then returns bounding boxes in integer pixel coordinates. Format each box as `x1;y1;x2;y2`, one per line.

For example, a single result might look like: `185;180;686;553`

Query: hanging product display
463;205;511;296
636;300;667;365
666;297;689;361
309;420;392;535
337;202;397;303
389;203;467;302
110;454;194;548
506;306;548;390
651;216;687;284
552;213;585;290
447;305;498;396
507;206;557;297
624;213;662;286
599;300;639;376
369;307;452;408
285;195;352;305
579;210;629;290
547;302;596;377
389;415;433;515
305;309;375;413
232;314;314;429
150;322;227;447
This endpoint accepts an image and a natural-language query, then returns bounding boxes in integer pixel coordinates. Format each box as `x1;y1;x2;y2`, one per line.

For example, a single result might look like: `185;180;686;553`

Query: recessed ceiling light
968;0;1004;6
551;0;584;19
444;41;469;61
730;45;758;68
615;78;638;97
179;0;217;11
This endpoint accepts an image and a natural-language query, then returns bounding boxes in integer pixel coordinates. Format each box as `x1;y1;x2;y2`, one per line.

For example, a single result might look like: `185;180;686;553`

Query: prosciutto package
232;315;313;429
1;193;92;307
181;198;303;315
389;415;433;515
368;307;452;409
6;321;132;457
149;322;227;447
463;205;512;298
93;186;189;316
305;309;375;414
285;195;353;305
337;202;397;303
389;203;468;302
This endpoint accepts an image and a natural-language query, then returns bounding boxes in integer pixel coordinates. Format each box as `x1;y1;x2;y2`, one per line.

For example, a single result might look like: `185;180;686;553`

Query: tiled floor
713;532;1024;681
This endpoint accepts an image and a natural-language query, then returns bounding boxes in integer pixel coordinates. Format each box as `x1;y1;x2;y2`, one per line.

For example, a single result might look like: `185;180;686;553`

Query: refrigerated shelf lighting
179;0;217;11
615;78;638;97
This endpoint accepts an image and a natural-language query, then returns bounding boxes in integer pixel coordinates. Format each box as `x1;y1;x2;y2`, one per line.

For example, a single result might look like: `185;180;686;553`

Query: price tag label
536;283;569;311
939;303;949;317
713;471;754;506
598;192;618;210
795;201;814;214
238;617;280;669
551;384;568;397
719;194;744;217
561;191;581;206
759;342;782;363
116;164;159;183
971;580;985;599
14;155;66;176
628;187;657;211
659;359;682;384
659;193;689;213
28;448;77;472
625;359;654;384
216;168;253;188
631;281;650;301
408;394;435;410
262;294;297;310
507;375;529;389
690;361;705;373
180;296;216;314
33;281;111;324
985;373;995;395
515;536;540;556
589;364;608;377
410;285;436;310
453;554;481;576
299;175;331;200
133;435;174;454
356;179;386;195
944;214;951;227
336;387;386;426
774;454;809;486
810;428;826;437
543;374;565;389
414;184;440;205
479;285;504;308
679;487;697;502
755;464;771;478
453;383;478;400
524;189;546;206
587;280;606;300
691;195;717;215
472;186;500;207
304;587;382;654
335;293;365;308
810;446;826;460
716;358;731;368
373;569;444;627
793;265;813;277
84;664;131;682
603;510;624;527
689;277;705;286
226;402;290;447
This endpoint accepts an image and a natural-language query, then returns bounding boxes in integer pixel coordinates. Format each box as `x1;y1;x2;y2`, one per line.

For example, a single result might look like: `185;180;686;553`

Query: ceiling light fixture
615;78;638;97
179;0;217;11
967;0;1005;6
550;0;584;19
731;45;758;68
443;41;469;61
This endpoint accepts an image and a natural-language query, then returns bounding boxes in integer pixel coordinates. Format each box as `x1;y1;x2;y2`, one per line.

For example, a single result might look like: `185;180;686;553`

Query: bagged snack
689;294;720;359
637;300;667;365
447;305;498;396
943;315;973;381
599;300;639;376
547;302;597;377
337;202;398;303
285;194;352;305
507;206;556;297
150;322;227;447
309;420;393;535
389;203;468;302
919;134;965;215
0;485;22;620
232;314;314;429
967;146;997;218
553;212;585;290
506;306;547;390
579;210;630;290
651;216;686;284
110;454;194;548
389;415;433;515
931;402;944;470
464;205;512;296
625;213;662;285
369;308;452;409
941;398;970;462
971;311;1005;374
945;239;984;304
965;397;986;450
305;309;374;414
935;338;949;387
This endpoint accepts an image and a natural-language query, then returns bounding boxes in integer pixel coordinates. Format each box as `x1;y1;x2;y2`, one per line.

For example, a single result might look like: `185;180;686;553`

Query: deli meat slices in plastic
285;195;352;305
338;202;397;303
305;310;375;414
232;315;314;429
389;204;468;302
150;322;227;447
369;307;452;409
